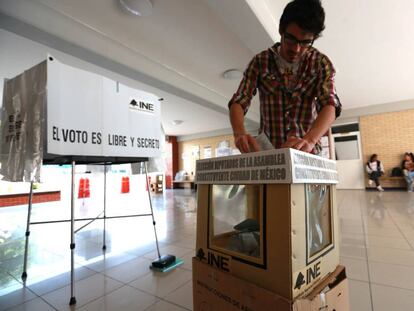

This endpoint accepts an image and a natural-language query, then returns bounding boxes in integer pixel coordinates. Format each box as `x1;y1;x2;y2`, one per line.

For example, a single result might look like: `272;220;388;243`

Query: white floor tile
144;300;187;311
399;227;414;238
340;233;365;247
367;246;414;266
372;284;414;311
103;257;152;283
6;250;67;281
365;235;411;250
0;273;21;295
408;239;414;249
340;219;364;228
179;252;194;271
170;236;196;250
340;244;367;260
369;261;414;290
84;252;137;272
340;224;365;235
364;217;398;229
126;243;158;257
340;257;369;282
129;268;192;298
26;266;96;296
393;221;414;231
164;280;193;310
77;285;157;311
0;286;37;311
4;297;55;311
142;245;193;261
364;227;404;238
348;279;372;311
42;273;123;311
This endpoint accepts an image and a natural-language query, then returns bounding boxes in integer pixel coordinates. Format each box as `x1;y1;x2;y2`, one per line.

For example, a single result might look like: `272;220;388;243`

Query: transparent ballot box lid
209;184;264;265
306;184;333;261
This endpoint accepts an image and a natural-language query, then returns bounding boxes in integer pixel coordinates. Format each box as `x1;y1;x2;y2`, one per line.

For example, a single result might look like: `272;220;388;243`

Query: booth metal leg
144;162;161;259
102;164;107;251
21;181;34;281
69;161;77;305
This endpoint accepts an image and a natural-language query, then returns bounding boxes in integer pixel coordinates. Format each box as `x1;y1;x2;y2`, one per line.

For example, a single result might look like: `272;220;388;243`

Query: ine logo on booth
129;98;154;114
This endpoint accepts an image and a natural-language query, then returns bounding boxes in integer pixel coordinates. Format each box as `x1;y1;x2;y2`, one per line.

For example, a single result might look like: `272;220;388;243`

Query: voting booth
0;56;162;305
1;55;161;179
193;148;349;310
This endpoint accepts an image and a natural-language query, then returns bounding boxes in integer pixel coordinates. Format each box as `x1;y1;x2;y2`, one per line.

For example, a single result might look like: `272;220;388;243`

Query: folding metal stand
21;181;33;281
21;160;156;305
144;162;162;261
69;161;76;305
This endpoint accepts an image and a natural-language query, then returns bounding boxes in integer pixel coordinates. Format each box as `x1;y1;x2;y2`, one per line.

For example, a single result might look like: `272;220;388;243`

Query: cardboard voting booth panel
193;258;350;311
0;56;161;181
195;148;340;301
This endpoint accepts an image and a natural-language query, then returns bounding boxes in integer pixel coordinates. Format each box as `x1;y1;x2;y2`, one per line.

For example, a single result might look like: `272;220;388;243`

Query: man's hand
282;136;315;153
234;133;260;153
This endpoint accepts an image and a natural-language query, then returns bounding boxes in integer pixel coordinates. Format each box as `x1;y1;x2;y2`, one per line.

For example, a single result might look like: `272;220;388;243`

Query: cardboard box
192;258;349;311
195;149;340;300
195;184;340;299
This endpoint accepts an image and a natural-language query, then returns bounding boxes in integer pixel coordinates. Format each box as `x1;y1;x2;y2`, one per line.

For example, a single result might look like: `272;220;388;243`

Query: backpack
391;167;403;177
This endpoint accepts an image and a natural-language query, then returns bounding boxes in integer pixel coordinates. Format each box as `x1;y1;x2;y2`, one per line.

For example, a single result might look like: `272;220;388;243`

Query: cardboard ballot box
193;258;349;311
195;148;340;300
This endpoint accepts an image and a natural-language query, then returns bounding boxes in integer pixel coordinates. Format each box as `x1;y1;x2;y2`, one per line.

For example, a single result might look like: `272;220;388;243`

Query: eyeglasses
283;32;314;48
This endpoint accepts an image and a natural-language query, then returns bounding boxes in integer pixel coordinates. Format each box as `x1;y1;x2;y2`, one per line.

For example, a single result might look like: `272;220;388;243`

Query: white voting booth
0;56;162;305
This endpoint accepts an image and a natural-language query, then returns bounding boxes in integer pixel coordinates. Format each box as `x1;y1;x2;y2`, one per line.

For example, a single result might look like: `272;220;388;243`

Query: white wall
333;130;365;190
0;29;165;108
336;161;365;190
0;29;48;105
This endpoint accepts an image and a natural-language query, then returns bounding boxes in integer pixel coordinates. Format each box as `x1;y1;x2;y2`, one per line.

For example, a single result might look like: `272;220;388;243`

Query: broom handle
144;162;162;259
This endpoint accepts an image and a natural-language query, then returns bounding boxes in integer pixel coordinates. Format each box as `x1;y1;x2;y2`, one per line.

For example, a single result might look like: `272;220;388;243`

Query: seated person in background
401;152;414;192
366;154;384;191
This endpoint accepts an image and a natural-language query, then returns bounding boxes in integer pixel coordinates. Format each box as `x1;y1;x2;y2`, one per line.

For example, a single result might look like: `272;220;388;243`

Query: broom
144;162;183;272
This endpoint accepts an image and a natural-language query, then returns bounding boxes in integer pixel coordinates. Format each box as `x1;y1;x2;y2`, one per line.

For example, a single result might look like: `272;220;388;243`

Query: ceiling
0;0;413;138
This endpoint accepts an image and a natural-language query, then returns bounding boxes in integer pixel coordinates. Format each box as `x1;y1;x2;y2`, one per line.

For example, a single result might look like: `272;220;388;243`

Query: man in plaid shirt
229;0;342;154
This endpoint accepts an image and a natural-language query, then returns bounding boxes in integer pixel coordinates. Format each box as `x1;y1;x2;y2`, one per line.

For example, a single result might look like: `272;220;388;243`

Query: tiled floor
1;188;414;310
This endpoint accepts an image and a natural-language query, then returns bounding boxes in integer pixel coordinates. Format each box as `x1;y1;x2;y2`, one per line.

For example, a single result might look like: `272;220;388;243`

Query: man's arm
228;55;261;153
283;54;341;153
282;105;335;153
229;104;260;153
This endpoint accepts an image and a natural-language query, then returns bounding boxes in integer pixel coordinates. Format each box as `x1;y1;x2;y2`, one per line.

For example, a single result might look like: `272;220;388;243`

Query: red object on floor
78;178;90;198
78;178;85;198
84;178;90;198
121;176;130;194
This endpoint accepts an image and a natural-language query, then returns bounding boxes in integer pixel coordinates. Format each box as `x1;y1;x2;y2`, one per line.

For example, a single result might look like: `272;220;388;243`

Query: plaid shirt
229;43;342;152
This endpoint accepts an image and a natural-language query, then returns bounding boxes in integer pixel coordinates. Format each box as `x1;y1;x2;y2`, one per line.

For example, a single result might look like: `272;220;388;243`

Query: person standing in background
402;152;414;192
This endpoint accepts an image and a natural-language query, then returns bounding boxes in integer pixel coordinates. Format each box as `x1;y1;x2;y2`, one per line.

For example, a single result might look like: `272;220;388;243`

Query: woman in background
366;154;384;192
401;152;414;192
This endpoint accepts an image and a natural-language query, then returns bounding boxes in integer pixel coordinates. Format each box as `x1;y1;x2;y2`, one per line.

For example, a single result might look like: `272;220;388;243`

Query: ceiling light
172;120;183;126
119;0;153;17
222;69;243;80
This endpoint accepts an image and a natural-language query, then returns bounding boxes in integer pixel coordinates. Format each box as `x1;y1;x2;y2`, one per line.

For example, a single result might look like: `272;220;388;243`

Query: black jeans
368;171;382;187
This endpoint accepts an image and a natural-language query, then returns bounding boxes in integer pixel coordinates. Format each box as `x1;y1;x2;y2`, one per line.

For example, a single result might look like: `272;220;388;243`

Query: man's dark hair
279;0;325;38
370;154;378;163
